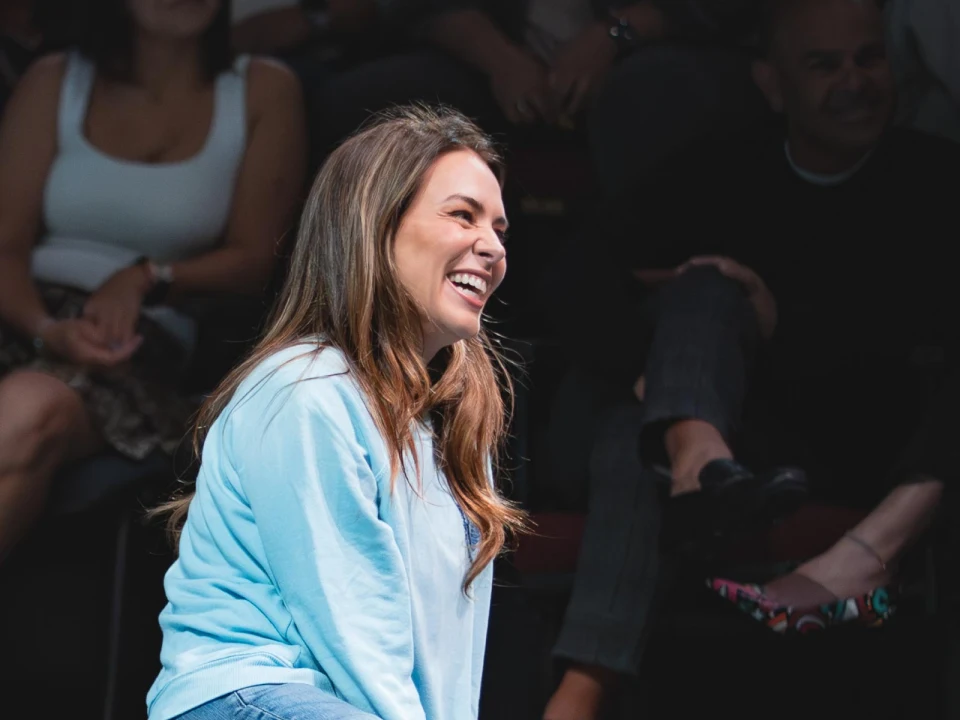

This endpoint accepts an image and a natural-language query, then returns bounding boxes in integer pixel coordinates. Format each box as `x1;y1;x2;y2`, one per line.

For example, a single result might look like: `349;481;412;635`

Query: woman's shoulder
7;52;68;109
0;52;68;164
245;56;299;86
243;55;303;122
229;343;363;428
22;51;69;81
216;343;388;460
244;341;351;392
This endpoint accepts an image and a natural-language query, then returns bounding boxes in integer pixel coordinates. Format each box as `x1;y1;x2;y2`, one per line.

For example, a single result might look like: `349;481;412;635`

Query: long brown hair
158;105;525;588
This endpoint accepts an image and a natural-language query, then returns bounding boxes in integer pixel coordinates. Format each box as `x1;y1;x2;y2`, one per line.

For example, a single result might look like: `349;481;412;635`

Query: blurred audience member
543;0;959;716
587;0;769;200
886;0;960;142
0;0;306;560
231;0;379;56
320;0;768;171
230;0;383;169
688;0;957;630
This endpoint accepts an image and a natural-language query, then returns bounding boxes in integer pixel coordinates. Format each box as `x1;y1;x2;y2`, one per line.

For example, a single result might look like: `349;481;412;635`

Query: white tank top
32;51;250;350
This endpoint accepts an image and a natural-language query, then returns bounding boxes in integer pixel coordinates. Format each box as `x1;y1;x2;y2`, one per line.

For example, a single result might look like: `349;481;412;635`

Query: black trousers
550;266;960;674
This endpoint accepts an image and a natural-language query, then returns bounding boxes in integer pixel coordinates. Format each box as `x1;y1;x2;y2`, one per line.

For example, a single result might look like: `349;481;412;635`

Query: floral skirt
0;284;197;460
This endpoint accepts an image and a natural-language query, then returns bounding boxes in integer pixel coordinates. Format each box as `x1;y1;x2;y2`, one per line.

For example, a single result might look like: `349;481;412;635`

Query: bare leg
0;371;103;561
634;376;734;496
664;419;734;496
765;478;942;603
543;664;620;720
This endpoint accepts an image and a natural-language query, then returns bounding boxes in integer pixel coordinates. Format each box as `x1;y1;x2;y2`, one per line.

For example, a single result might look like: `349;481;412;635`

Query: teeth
448;272;487;295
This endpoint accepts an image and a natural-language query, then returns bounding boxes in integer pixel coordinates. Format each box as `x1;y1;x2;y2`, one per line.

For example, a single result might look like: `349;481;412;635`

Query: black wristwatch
607;14;640;58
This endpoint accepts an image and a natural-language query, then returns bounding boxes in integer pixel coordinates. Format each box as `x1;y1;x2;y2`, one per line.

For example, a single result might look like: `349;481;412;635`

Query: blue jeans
175;684;379;720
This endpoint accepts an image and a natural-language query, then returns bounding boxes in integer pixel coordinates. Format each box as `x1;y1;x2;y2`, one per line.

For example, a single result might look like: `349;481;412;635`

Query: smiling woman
147;105;525;720
393;153;508;360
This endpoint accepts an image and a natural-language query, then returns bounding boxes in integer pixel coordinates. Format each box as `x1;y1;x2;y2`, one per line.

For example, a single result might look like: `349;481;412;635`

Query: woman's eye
452;210;474;223
495;229;509;244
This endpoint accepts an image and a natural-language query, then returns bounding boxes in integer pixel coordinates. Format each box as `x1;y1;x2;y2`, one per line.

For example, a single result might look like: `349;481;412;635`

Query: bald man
753;0;896;173
542;0;960;708
619;0;960;625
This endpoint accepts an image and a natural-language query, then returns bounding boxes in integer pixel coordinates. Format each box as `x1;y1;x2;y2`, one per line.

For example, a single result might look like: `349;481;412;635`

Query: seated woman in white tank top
0;0;306;560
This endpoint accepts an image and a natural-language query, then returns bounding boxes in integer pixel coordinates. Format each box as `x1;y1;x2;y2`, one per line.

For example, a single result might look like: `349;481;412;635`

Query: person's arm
229;377;427;720
422;8;516;78
231;0;379;54
232;6;315;54
546;3;669;117
614;2;670;40
231;0;378;54
422;7;552;123
0;54;62;338
166;59;307;297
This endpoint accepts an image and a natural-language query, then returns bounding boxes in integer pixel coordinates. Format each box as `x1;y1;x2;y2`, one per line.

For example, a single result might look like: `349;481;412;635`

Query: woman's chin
425;319;482;353
452;319;482;341
444;327;481;347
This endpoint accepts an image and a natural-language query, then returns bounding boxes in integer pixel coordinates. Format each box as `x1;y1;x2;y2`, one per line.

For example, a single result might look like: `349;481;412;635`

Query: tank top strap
205;54;251;160
56;51;96;151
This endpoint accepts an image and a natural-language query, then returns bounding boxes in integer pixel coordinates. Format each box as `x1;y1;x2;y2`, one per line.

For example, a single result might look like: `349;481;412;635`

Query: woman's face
127;0;220;40
393;150;508;361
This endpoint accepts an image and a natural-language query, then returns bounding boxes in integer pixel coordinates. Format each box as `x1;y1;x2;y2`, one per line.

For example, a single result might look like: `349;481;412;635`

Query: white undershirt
785;141;874;186
231;0;299;25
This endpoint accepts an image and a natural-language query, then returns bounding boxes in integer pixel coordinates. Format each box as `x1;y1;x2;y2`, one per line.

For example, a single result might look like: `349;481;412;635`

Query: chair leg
103;509;132;720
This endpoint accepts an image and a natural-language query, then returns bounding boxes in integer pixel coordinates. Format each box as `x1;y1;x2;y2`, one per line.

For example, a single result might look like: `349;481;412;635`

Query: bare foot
664;419;733;496
543;665;618;720
763;536;892;605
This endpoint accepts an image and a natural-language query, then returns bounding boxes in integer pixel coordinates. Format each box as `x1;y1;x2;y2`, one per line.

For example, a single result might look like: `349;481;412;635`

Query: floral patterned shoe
706;575;898;634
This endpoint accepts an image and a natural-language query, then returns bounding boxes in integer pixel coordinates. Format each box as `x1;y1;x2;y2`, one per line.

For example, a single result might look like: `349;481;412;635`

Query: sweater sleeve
229;381;426;720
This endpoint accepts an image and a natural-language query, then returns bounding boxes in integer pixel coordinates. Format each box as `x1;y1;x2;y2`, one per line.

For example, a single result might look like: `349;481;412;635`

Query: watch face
155;264;175;283
609;19;637;53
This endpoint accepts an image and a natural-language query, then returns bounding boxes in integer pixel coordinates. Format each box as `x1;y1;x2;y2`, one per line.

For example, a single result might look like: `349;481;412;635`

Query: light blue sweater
147;344;493;720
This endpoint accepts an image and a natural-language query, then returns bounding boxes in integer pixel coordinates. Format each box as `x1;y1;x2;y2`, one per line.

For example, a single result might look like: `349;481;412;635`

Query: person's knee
661;265;745;307
598;45;703;105
590;46;701;163
589;45;763;191
0;371;84;469
593;44;758;127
